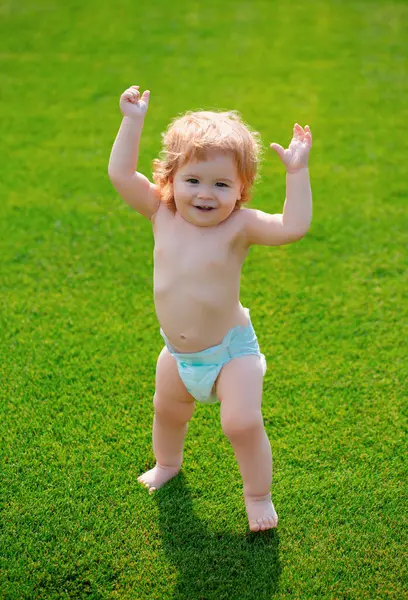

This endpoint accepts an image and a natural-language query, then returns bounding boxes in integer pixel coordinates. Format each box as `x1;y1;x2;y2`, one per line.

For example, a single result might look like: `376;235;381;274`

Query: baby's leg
138;347;196;493
216;355;278;532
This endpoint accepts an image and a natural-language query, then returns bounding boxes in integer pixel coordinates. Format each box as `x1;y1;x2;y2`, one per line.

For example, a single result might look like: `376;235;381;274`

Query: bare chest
153;206;247;278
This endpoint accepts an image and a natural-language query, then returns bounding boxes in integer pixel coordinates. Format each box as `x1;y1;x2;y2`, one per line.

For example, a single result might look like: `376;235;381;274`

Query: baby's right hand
119;86;150;119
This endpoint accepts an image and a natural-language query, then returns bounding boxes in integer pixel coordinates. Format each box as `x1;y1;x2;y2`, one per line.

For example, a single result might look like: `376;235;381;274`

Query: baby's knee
221;410;264;442
153;392;194;425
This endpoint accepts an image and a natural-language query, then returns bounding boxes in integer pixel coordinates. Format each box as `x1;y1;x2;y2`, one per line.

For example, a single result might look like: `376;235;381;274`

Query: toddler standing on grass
108;85;312;532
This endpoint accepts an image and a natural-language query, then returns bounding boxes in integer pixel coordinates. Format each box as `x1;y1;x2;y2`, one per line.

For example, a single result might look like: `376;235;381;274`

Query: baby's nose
198;186;214;199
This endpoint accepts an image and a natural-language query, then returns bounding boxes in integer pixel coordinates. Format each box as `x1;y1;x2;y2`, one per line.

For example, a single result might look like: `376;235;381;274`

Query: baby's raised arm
108;86;160;220
243;124;312;247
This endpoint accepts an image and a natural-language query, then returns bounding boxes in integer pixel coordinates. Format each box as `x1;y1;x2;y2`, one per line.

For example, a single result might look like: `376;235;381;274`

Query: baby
108;85;312;532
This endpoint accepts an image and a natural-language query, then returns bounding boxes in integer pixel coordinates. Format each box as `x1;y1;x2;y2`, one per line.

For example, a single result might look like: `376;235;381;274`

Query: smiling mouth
195;206;215;211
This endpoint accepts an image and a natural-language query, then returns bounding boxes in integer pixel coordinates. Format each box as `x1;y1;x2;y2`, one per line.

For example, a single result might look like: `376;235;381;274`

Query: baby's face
172;151;242;227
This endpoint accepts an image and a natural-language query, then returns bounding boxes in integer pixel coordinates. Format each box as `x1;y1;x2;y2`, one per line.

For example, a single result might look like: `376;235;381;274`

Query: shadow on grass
154;472;281;600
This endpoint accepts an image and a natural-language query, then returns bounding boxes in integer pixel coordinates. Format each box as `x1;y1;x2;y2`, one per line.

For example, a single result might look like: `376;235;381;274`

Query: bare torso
152;203;250;352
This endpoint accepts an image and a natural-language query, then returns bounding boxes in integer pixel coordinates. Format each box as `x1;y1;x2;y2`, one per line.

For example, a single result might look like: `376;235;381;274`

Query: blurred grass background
1;0;407;598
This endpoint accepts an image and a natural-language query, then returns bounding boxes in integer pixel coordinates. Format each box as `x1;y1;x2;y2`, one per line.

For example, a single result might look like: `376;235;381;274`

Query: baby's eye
216;182;229;188
186;178;199;184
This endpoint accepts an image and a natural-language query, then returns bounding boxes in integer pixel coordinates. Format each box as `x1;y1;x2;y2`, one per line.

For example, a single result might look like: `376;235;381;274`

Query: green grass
1;0;407;598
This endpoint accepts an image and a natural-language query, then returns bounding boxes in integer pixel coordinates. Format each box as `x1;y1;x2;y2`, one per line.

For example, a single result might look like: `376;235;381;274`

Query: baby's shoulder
230;206;255;234
151;201;176;228
224;208;252;253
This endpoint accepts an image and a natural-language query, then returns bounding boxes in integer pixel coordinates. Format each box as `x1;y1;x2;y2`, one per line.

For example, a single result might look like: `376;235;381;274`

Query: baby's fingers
141;89;150;107
130;89;141;103
293;123;305;139
270;142;285;161
304;125;313;145
123;87;140;102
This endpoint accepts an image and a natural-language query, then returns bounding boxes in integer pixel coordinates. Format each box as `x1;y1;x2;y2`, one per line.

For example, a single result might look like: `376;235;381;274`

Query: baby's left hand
270;124;312;173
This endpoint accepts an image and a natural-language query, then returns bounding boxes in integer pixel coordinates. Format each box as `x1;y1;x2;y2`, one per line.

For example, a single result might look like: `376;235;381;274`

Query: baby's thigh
216;355;264;427
154;347;196;417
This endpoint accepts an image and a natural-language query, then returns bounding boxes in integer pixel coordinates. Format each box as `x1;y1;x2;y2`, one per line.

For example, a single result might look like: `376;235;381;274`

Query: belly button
180;334;186;340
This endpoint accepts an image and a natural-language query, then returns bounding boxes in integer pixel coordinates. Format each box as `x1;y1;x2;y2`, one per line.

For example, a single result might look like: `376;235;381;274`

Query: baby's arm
243;124;312;246
108;86;160;220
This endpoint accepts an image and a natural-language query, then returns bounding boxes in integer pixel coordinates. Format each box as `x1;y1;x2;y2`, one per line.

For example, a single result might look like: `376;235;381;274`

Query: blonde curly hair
152;110;262;210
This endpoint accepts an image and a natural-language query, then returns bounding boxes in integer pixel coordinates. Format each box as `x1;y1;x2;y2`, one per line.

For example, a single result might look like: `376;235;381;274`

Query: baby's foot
137;463;180;493
245;493;278;532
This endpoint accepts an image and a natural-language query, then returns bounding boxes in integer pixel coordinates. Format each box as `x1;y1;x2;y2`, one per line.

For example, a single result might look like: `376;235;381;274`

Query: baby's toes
257;517;275;531
249;520;261;532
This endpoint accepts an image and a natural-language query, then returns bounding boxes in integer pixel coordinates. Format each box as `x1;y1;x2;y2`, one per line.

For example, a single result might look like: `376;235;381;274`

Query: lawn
1;0;407;598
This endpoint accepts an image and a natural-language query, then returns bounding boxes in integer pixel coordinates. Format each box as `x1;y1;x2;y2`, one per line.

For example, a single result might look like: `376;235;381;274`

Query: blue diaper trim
160;308;266;404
